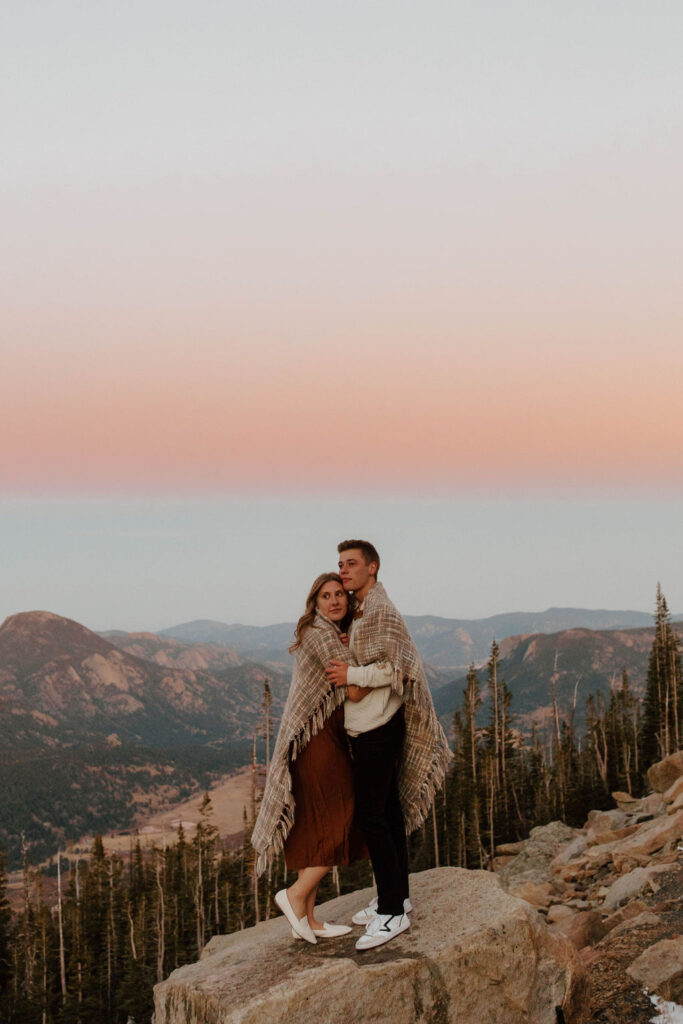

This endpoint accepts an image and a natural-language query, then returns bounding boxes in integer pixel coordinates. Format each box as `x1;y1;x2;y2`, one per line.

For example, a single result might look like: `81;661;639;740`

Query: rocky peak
0;610;116;671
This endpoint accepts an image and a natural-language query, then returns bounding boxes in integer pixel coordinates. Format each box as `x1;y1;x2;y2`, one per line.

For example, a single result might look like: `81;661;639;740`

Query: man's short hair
337;539;380;576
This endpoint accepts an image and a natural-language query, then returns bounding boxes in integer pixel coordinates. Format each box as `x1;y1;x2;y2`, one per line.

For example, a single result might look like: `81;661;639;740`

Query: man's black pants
349;707;409;917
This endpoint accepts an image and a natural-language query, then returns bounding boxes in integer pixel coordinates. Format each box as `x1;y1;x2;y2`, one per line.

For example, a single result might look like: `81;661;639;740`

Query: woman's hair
289;572;355;653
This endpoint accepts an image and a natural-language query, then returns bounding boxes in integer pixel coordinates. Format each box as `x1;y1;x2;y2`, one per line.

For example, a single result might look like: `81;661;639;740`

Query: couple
252;539;451;951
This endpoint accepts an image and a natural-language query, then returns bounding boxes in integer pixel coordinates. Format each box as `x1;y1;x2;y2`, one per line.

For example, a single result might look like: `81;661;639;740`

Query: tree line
1;585;680;1024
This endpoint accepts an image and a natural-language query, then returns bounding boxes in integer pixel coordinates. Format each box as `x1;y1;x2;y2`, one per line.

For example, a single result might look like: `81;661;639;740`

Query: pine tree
0;845;12;1011
445;665;484;868
193;793;220;953
483;642;519;848
261;679;273;771
641;584;683;766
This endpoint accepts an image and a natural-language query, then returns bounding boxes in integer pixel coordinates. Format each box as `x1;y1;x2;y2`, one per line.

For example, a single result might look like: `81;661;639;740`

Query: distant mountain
100;630;243;673
161;607;657;673
159;619;295;666
0;611;285;749
433;624;663;733
0;611;288;868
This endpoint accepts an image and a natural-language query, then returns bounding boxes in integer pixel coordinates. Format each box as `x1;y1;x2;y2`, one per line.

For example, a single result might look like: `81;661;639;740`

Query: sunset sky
2;2;682;626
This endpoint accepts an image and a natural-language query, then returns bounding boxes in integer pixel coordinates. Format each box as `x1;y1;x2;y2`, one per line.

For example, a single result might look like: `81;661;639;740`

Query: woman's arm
346;683;371;702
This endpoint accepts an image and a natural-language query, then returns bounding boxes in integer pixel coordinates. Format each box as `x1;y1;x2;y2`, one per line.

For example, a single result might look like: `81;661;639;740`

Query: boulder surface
626;936;683;1003
647;751;683;793
498;820;578;889
154;867;582;1024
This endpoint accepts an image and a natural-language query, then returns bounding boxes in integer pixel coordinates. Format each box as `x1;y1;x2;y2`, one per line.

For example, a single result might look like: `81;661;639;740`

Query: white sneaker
355;912;410;950
351;896;413;925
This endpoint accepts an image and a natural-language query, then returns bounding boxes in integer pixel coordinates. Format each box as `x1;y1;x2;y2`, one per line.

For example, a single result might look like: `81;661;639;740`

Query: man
325;539;451;951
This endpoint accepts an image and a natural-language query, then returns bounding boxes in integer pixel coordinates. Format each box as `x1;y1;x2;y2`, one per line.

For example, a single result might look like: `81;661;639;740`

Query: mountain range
2;603;677;870
160;607;658;671
0;611;289;868
432;624;658;733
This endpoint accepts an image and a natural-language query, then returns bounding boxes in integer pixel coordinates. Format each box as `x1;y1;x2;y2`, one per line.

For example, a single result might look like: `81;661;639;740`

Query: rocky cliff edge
153;866;582;1024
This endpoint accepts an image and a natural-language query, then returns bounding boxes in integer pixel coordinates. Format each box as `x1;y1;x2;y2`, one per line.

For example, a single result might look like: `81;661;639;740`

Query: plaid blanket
251;583;452;873
251;612;351;875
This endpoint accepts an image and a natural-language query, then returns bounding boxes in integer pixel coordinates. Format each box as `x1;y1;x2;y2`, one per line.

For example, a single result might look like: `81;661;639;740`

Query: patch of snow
649;994;683;1024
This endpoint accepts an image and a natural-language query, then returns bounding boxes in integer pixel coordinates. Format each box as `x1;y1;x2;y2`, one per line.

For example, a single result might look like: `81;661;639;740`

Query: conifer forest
1;587;681;1024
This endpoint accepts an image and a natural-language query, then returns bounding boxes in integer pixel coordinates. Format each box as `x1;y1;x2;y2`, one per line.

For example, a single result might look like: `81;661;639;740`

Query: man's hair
337;539;380;576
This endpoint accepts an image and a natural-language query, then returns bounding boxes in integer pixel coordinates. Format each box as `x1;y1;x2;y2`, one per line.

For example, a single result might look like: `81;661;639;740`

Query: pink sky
3;3;682;495
4;326;682;493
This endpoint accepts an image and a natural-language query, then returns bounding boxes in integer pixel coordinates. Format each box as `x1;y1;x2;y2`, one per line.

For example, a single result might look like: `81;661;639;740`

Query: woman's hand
347;684;371;703
339;632;350;646
325;659;349;687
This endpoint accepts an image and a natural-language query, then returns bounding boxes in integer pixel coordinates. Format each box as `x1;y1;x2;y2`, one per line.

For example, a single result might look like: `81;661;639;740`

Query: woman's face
316;580;348;622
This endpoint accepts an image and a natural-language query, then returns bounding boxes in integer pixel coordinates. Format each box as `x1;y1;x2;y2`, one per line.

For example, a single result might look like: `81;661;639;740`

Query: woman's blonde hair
289;572;354;653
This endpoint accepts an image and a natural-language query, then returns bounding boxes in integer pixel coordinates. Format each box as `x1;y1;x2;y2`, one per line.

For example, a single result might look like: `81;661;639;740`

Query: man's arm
325;659;395;689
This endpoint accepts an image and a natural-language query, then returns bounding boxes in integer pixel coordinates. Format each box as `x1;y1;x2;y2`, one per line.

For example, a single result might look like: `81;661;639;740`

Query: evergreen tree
0;845;12;1014
483;642;520;848
193;793;220;952
445;665;484;867
641;584;682;766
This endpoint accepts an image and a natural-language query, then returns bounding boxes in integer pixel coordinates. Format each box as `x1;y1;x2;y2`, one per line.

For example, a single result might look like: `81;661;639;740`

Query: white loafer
292;920;352;939
314;922;352;938
275;890;317;944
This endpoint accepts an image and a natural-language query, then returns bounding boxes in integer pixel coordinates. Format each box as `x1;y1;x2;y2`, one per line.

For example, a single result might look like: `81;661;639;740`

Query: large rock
608;911;660;938
552;835;587;867
626;936;683;1002
647;752;683;793
586;809;628;831
640;793;666;816
663;776;683;806
663;776;683;815
154;868;583;1024
602;865;671;911
612;791;641;811
498;821;578;889
548;910;606;950
610;810;683;871
509;880;553;908
602;899;648;934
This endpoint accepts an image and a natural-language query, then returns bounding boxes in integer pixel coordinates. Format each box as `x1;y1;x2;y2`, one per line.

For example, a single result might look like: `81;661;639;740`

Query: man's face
338;548;377;596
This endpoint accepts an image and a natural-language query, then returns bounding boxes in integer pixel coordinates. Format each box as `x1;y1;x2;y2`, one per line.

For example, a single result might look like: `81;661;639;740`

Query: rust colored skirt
284;706;367;870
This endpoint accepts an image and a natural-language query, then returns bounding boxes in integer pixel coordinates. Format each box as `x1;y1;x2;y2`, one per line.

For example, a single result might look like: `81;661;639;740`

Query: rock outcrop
627;936;683;1003
153;867;582;1024
154;754;683;1024
647;752;683;793
493;753;683;1021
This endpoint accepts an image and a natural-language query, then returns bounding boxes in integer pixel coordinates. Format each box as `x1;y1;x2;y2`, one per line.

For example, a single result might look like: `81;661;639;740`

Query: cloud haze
2;497;681;631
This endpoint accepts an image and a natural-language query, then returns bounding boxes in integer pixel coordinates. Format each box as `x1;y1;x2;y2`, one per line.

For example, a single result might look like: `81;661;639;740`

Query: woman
251;572;368;943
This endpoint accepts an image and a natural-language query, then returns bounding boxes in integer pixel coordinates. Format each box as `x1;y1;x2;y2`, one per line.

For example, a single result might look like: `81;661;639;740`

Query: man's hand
339;632;350;646
325;659;349;687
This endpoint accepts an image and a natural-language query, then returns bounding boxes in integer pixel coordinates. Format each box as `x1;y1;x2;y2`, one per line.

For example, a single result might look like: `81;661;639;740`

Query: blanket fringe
290;685;345;760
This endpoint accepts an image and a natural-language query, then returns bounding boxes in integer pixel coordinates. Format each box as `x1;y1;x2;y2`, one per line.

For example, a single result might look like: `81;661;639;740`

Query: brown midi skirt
284;706;367;870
